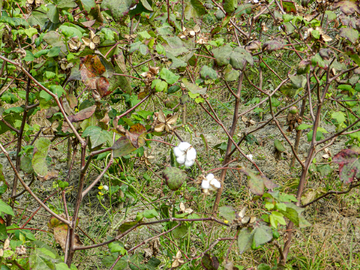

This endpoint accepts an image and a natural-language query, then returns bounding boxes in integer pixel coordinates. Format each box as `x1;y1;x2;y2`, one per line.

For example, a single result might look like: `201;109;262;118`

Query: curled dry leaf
245;40;261;52
82;31;100;50
286;107;302;132
242;116;256;127
43;121;59;135
172;250;184;268
80;55;112;97
68;37;85;52
154;111;178;133
143;238;160;261
140;151;155;166
179;202;193;214
197;33;209;44
49;215;82;252
322;148;331;159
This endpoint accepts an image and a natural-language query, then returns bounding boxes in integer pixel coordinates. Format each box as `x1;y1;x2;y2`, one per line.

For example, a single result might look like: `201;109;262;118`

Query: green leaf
182;78;207;95
317;164;332;176
32;138;51;177
0;223;7;240
82;126;112;148
237;228;253;254
200;66;218;80
270;211;286;228
258;264;271;270
101;0;135;21
296;123;312;130
190;0;207;16
140;0;153;11
311;53;326;68
219;206;236;223
55;0;77;8
340;27;359;44
24;27;38;38
59;24;84;39
143;209;158;218
49;85;65;97
172;224;188;238
55;263;71;270
118;219;141;233
29;11;48;28
29;247;59;269
108;242;127;254
160;68;180;84
223;0;237;14
153;80;168;92
311;30;320;39
47;4;59;23
0;164;7;196
138;31;151;39
331;112;345;124
212;44;232;66
230;47;253;70
0;199;14;216
102;254;128;269
111;137;136;158
224;65;239;81
81;0;96;12
274;139;285;152
47;46;61;58
307;130;324;142
338;84;354;94
253;224;273;247
20;156;34;174
156;43;166;55
34;49;50;58
325;10;337;20
279;207;299;226
4;107;24;114
24;50;35;62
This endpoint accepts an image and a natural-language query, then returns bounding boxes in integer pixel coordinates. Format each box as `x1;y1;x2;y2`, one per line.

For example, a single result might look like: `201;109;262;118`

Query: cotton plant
173;142;197;167
201;173;221;193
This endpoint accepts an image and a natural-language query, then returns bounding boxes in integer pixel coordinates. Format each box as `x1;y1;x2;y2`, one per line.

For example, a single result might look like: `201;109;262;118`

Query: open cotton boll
178;142;191;151
201;180;210;189
176;155;186;164
186;147;197;161
206;173;214;181
210;178;221;189
173;146;183;157
184;159;195;167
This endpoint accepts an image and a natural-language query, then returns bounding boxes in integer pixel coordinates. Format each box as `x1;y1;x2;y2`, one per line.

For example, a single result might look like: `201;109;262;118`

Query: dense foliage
0;0;360;269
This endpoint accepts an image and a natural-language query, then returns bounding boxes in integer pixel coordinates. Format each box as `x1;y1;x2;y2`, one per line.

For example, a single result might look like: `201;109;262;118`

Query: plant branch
0;143;70;225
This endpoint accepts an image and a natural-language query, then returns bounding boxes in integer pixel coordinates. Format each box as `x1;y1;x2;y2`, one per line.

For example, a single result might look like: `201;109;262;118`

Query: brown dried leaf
54;224;82;252
154;123;165;132
167;114;178;125
68;105;96;122
157;111;166;123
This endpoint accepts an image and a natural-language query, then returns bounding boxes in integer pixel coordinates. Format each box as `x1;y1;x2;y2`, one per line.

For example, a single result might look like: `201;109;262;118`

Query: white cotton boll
178;142;191;151
184;159;194;167
102;185;109;191
201;180;210;189
176;155;186;164
186;147;197;161
210;178;221;189
173;147;183;157
206;173;214;181
246;154;253;161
